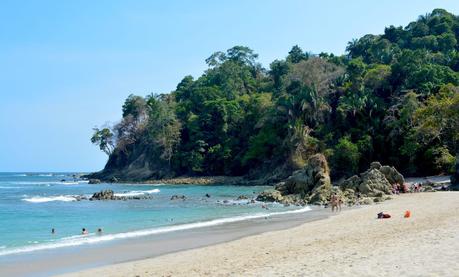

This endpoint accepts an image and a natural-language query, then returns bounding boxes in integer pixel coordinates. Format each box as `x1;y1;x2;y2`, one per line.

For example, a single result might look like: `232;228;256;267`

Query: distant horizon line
0;171;93;173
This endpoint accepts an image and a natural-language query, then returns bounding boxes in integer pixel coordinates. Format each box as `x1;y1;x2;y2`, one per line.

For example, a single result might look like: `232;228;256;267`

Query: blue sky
1;0;458;172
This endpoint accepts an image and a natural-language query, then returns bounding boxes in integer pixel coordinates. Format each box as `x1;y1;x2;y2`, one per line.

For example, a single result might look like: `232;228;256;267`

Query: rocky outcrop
89;189;154;201
170;195;187;200
378;165;404;185
90;189;115;200
258;154;332;205
359;169;392;196
339;161;404;197
257;157;406;206
88;179;101;184
256;190;284;202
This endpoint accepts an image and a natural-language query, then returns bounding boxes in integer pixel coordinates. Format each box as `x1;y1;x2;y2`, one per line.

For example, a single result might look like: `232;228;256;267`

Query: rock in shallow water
170;194;186;201
256;190;284;202
89;189;154;201
91;189;115;200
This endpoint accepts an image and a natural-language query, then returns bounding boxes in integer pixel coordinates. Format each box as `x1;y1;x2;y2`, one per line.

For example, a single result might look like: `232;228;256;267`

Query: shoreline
60;192;459;277
94;174;452;186
143;175;246;185
0;205;329;277
89;176;248;186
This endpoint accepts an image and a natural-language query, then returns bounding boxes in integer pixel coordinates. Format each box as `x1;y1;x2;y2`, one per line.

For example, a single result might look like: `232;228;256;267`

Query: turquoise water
0;172;306;256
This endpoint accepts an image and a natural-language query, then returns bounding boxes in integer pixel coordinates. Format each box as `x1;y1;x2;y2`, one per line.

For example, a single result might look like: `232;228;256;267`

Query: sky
1;0;458;172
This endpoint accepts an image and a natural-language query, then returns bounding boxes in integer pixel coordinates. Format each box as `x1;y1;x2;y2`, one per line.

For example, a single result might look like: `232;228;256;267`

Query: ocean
0;172;310;257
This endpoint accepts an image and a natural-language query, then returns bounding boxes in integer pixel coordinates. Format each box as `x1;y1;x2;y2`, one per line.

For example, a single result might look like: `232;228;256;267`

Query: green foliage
424;146;456;174
413;84;459;152
330;137;360;177
91;128;115;156
93;9;459;179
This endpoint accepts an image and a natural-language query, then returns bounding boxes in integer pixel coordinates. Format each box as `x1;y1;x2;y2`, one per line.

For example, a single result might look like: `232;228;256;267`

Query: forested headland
90;9;459;183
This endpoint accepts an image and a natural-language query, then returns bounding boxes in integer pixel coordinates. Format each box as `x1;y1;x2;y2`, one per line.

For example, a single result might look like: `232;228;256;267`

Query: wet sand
61;192;459;277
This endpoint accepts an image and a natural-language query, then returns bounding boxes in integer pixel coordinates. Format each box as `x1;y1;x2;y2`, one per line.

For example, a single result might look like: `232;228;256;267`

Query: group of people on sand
51;228;103;235
411;183;423;193
392;183;411;194
330;193;343;212
392;182;423;194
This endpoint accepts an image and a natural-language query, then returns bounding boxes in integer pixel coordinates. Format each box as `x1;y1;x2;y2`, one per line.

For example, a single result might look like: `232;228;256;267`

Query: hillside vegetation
90;9;459;182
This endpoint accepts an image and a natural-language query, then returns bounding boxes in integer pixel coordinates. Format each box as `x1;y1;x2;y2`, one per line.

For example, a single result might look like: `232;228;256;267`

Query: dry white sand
62;192;459;277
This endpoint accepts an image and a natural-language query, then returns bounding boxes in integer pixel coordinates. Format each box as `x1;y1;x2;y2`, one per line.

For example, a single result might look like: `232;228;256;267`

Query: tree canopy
92;10;459;180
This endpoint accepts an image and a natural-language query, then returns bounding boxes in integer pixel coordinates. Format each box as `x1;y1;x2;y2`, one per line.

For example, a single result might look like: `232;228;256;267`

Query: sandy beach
61;192;459;277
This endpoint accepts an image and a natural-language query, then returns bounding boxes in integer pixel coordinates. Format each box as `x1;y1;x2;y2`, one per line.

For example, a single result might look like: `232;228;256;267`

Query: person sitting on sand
402;183;409;193
392;184;399;195
82;228;88;235
330;193;339;212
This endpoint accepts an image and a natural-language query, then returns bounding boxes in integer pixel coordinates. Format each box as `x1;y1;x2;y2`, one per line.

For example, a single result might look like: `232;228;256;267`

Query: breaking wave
0;206;311;256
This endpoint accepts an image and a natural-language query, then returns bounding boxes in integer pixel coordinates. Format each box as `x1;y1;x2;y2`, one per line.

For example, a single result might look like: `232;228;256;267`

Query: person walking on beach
330;193;339;212
82;228;88;235
338;196;343;212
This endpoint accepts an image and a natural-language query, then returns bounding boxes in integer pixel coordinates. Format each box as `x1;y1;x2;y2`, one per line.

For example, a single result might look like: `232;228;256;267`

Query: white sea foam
114;189;160;197
12;174;27;177
0;206;311;257
37;174;53;177
6;180;86;186
61;181;79;185
218;199;257;205
7;181;58;185
23;195;77;203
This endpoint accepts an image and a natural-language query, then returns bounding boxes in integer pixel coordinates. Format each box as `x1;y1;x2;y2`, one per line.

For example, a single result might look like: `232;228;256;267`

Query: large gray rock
339;175;360;191
369;161;382;170
256;190;284;202
379;165;404;185
89;189;154;201
90;189;115;200
260;154;332;205
359;169;392;196
340;162;404;197
170;195;187;201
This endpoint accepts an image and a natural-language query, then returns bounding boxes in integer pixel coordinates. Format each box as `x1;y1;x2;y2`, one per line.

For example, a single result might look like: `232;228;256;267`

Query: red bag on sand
404;210;411;218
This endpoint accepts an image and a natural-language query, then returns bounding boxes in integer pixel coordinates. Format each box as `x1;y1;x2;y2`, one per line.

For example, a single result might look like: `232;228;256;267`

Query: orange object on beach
404;210;411;218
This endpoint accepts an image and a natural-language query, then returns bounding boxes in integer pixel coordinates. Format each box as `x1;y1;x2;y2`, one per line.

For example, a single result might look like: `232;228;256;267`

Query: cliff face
88;142;172;181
